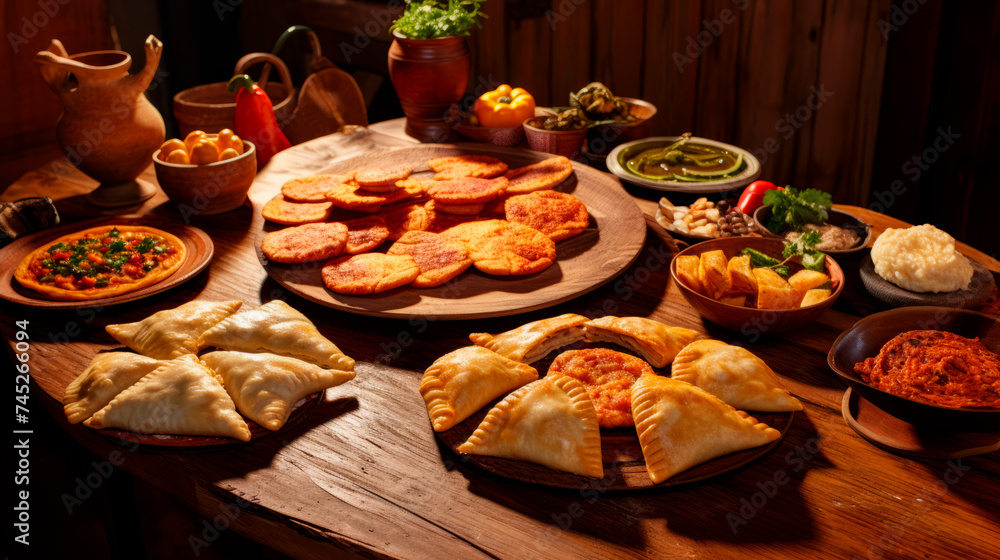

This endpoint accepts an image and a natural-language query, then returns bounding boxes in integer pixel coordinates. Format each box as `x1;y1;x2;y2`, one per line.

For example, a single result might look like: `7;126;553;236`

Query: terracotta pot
34;35;166;207
523;117;587;158
387;32;470;142
153;138;257;216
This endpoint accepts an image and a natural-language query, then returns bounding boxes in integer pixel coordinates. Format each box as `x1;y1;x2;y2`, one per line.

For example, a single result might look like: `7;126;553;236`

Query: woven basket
173;53;297;137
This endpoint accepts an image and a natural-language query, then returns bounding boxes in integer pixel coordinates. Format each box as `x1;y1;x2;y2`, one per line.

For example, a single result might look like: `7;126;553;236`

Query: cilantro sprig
391;0;488;39
782;230;826;272
763;186;832;234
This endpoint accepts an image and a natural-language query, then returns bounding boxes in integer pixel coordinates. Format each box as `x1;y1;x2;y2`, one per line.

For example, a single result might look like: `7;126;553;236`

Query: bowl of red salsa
827;307;1000;432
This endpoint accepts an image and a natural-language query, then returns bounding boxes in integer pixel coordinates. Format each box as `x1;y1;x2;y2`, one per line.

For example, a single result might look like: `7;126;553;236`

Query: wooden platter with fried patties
255;144;647;319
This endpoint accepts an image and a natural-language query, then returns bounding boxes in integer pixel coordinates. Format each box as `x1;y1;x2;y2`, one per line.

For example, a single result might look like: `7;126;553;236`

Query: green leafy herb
106;240;126;253
108;227;120;238
391;0;488;39
762;186;832;234
47;242;68;253
135;237;156;254
782;230;827;272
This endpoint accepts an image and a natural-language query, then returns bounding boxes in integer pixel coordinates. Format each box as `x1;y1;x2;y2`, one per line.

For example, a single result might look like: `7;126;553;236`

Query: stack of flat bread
260;154;591;295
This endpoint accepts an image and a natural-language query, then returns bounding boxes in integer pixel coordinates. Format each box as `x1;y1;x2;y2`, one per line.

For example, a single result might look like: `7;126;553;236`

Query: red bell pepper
227;74;291;167
737;180;783;214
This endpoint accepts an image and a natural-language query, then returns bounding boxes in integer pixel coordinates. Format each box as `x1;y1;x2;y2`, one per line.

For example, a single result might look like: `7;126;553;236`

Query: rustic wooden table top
3;125;998;560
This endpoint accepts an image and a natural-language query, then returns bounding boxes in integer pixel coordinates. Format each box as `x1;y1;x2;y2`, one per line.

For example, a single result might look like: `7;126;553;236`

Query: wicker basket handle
233;52;294;101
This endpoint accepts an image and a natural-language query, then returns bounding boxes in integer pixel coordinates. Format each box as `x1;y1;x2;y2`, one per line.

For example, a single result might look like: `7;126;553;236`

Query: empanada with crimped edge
106;300;243;360
202;351;355;431
469;313;588;364
631;375;781;483
670;340;803;412
198;299;354;371
420;346;538;432
457;375;603;478
583;316;699;368
63;352;164;424
84;354;251;441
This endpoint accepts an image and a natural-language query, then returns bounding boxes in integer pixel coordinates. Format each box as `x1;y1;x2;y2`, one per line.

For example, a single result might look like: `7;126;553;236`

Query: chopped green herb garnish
106;240;126;253
38;274;54;283
108;227;120;237
48;242;68;253
95;277;110;287
135;237;156;253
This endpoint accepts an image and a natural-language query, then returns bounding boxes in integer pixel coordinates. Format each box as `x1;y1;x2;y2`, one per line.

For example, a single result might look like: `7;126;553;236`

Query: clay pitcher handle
126;34;163;95
34;39;75;97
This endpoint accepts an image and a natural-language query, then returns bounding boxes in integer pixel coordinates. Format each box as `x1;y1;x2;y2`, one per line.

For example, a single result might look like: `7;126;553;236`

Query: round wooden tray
859;254;995;308
437;397;793;490
95;391;322;451
256;144;647;320
841;388;1000;459
0;216;213;309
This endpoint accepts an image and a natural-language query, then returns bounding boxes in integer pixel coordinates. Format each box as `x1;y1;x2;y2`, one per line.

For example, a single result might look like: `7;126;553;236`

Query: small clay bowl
753;205;872;256
522;117;588;158
586;97;658;156
671;237;844;334
455;123;526;147
827;307;1000;432
153;138;256;215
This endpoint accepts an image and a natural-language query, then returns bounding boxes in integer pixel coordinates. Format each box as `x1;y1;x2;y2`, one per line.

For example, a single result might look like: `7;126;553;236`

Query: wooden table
3;126;999;560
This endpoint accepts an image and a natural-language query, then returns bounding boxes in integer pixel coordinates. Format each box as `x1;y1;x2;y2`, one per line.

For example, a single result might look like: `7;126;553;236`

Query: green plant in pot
388;0;488;142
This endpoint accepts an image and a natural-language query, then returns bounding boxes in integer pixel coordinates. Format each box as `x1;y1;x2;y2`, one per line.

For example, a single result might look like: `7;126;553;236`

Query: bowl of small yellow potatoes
153;129;256;215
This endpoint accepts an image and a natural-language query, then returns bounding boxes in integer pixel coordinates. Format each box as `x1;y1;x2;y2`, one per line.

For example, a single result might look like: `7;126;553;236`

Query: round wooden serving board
859;254;995;308
437;397;793;490
96;391;322;451
0;215;213;309
256;144;647;320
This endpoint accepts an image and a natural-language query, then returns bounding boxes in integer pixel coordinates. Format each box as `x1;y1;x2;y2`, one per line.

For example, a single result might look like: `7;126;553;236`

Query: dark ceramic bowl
671;237;844;334
827;307;1000;432
753;205;872;256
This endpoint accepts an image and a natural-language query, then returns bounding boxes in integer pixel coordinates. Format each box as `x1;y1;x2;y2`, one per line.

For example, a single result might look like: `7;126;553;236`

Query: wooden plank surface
3;127;999;560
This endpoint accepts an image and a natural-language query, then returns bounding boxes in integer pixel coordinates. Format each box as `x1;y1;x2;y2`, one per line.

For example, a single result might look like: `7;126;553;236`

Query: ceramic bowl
153;138;256;215
585;97;658;156
454;123;526;147
671;237;844;334
522;117;588;158
606;136;761;193
753;205;872;255
827;307;1000;432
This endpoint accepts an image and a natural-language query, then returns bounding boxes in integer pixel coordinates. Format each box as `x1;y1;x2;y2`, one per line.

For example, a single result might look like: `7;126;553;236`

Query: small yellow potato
189;140;220;165
218;148;240;161
165;149;190;165
184;130;208;152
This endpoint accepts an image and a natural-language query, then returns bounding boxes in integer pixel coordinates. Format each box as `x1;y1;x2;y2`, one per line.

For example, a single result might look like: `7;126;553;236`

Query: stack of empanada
422;315;801;483
65;299;355;441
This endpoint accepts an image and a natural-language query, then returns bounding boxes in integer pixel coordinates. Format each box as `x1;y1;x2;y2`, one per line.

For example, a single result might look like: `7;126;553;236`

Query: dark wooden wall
2;0;996;256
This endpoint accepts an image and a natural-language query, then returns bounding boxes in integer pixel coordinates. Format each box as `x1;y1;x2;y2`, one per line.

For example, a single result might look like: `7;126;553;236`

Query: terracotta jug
35;35;166;207
388;32;469;143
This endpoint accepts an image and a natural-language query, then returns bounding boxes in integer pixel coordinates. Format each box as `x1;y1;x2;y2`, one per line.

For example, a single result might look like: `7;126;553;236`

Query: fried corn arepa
547;348;655;428
321;253;419;295
394;178;437;194
386;231;473;287
261;222;348;263
354;165;413;192
426;199;486;216
262;195;334;225
426;209;484;233
427;177;508;205
505;190;590;241
447;220;556;275
281;174;355;202
325;181;422;212
504;156;574;194
428;155;509;179
341;215;390;254
384;202;433;240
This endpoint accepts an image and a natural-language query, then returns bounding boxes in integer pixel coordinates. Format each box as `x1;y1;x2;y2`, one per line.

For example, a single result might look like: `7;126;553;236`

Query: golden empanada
469;313;588;363
106;300;243;360
202;351;355;431
631;375;781;483
84;355;251;441
64;352;163;424
420;346;538;432
458;375;603;478
198;300;355;371
583;316;699;368
671;340;802;412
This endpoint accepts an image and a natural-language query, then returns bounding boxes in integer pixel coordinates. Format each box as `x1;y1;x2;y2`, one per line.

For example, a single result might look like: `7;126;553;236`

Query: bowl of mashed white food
860;224;995;308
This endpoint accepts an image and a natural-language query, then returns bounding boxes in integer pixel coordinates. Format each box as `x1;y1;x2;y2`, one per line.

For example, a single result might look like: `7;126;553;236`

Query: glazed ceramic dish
607;136;761;193
827;307;1000;432
753;205;872;256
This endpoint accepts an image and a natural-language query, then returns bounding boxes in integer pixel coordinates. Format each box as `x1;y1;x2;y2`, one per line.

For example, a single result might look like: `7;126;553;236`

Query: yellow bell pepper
473;84;536;128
